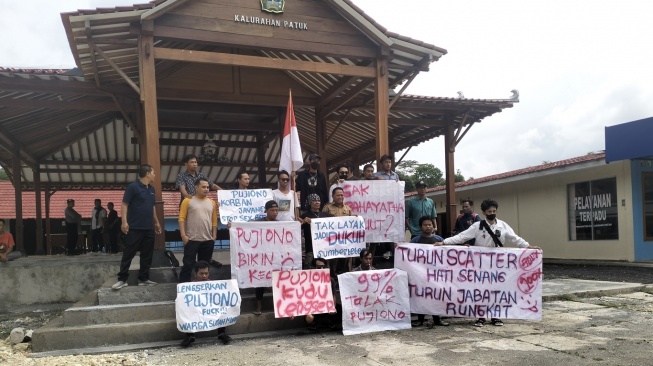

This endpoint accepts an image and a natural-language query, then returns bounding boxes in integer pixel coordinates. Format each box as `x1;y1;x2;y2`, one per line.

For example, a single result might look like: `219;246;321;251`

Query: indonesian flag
279;90;303;173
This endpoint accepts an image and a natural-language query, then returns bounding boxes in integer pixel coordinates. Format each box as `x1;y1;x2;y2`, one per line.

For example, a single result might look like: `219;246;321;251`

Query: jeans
179;240;214;282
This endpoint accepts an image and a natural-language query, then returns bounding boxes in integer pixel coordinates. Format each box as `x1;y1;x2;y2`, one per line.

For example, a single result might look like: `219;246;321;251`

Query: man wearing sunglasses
273;170;300;222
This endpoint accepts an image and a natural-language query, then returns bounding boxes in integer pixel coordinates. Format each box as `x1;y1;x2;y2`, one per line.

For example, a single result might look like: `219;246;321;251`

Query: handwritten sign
338;269;411;335
310;216;366;259
175;280;241;332
394;244;542;320
229;220;302;288
272;269;336;318
341;181;405;242
218;189;273;223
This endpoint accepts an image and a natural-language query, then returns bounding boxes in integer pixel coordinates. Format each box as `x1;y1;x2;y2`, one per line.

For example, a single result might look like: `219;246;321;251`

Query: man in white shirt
272;170;300;222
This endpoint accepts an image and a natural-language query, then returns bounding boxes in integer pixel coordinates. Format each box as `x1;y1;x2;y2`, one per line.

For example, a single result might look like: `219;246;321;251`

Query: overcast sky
1;0;652;179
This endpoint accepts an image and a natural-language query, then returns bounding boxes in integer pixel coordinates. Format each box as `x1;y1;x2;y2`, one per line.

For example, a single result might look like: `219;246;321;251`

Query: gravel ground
2;263;652;365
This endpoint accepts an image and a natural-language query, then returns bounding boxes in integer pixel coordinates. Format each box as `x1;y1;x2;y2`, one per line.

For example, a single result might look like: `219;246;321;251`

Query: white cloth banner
229;220;302;288
338;268;411;335
394;244;543;320
272;269;336;318
175;280;241;332
310;216;366;259
218;189;273;223
340;181;405;242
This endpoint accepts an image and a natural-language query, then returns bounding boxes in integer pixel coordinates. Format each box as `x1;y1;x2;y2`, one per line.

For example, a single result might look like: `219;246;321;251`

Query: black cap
265;200;279;211
67;199;75;203
415;181;427;188
307;153;321;161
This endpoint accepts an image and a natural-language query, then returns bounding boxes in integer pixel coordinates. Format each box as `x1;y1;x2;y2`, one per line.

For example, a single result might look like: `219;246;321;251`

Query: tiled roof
0;181;201;219
405;152;607;197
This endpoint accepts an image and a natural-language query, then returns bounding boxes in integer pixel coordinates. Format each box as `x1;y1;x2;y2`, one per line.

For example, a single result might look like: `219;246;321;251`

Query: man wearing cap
295;153;328;213
405;181;437;240
64;199;82;255
252;200;280;315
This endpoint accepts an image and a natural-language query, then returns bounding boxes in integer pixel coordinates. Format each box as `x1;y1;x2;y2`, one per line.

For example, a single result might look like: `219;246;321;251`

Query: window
568;177;618;240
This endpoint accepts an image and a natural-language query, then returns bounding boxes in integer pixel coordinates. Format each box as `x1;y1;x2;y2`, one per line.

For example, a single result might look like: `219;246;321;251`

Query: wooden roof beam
0;126;39;170
153;48;377;78
91;42;141;94
321;79;375;118
155;138;258;149
0;98;119;111
158;117;279;132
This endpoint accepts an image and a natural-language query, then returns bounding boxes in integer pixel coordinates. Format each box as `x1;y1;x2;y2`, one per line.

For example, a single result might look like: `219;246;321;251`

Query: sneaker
383;251;392;260
111;281;128;290
218;333;231;345
474;318;485;327
433;318;450;327
138;280;157;286
180;335;195;348
491;318;504;326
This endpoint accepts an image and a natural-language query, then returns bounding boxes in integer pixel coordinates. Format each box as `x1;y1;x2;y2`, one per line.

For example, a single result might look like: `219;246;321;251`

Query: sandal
491;318;504;326
252;310;262;315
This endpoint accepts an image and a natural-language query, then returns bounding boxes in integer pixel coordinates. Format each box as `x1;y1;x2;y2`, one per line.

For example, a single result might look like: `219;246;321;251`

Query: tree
454;169;465;183
0;168;7;181
396;160;451;192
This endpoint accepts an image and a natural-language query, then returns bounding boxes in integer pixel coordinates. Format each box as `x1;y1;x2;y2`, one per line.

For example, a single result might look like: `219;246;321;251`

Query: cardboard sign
218;189;273;223
272;269;336;318
340;181;405;242
394;244;542;320
229;220;302;288
310;216;366;259
175;280;241;332
338;269;411;335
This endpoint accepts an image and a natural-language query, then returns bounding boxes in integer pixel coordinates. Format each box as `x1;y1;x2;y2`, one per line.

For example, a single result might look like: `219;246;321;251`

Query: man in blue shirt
405;181;437;239
112;165;162;290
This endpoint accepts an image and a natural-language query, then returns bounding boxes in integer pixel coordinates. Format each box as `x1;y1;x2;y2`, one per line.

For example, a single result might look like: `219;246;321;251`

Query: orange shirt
0;232;15;251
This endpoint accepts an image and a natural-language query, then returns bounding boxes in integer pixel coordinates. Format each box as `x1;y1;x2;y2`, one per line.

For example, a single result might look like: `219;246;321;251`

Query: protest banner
394;244;542;320
340;181;405;242
218;189;273;223
310;216;366;259
338;268;411;335
272;269;336;318
175;279;241;332
229;220;302;288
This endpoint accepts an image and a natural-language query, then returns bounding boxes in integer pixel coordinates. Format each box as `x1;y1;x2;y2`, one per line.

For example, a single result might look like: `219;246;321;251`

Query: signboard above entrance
235;1;308;30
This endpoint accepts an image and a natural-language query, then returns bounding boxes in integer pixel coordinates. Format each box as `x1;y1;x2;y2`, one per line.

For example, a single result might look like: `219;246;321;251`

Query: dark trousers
66;223;78;255
117;229;154;282
92;228;104;252
180;240;214;282
255;287;265;301
108;227;119;253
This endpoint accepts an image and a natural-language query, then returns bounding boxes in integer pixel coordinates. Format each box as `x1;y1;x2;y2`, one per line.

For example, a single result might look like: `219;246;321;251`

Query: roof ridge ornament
261;0;284;14
510;89;520;102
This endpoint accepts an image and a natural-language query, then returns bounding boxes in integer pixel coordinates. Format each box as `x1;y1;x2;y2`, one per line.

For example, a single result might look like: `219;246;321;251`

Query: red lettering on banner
273;270;335;318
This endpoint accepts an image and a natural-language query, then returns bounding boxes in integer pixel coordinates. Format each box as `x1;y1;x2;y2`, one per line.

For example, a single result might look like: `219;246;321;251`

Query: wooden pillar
374;57;389;163
444;119;457;237
45;186;52;255
315;107;328;174
12;147;24;254
34;167;44;255
257;132;267;188
139;23;164;251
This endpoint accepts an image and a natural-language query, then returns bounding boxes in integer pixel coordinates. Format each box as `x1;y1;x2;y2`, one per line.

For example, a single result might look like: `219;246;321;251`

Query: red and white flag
279;90;303;173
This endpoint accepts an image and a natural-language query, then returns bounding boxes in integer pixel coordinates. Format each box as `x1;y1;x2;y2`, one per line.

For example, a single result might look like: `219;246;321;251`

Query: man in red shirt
0;219;21;262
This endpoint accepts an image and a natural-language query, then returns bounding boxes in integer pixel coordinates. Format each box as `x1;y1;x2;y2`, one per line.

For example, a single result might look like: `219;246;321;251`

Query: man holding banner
437;199;540;327
252;200;280;315
179;261;233;347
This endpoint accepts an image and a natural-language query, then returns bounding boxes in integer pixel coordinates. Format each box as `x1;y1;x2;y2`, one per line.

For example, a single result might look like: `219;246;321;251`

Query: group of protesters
104;152;540;346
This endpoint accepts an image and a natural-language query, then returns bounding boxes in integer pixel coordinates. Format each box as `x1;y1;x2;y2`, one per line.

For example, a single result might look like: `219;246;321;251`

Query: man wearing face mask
436;199;541;327
328;165;350;200
295;153;328;213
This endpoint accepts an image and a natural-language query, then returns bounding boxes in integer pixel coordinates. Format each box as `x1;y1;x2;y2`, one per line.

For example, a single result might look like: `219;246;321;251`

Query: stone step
66;294;275;326
33;312;306;353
